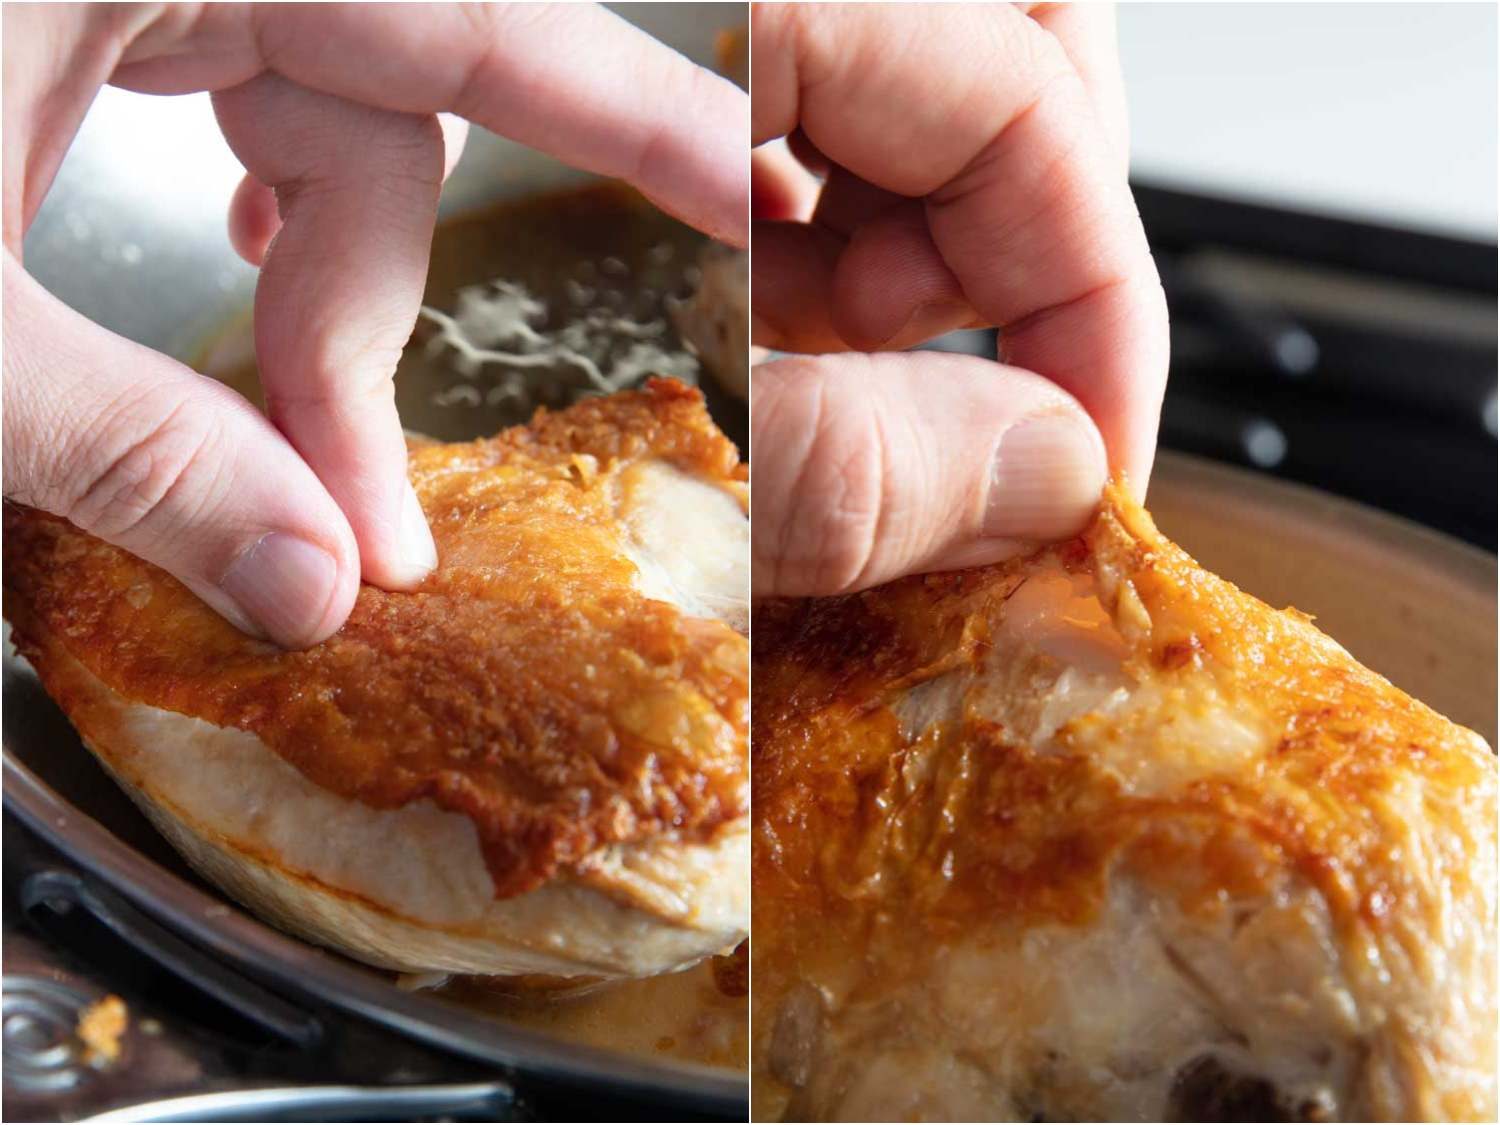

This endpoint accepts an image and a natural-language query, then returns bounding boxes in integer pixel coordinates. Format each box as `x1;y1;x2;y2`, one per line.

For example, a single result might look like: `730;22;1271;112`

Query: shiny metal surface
2;974;108;1096
80;1082;515;1123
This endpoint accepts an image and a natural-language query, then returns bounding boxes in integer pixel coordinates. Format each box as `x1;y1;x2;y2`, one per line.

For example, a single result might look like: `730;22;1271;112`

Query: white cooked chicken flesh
4;381;749;982
751;482;1496;1122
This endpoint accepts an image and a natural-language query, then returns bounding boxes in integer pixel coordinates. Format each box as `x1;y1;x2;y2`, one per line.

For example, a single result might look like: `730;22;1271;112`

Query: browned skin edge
752;482;1494;1120
5;380;749;899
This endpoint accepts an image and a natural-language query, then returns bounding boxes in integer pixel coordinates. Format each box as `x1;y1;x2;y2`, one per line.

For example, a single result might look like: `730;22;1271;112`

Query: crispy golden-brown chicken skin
752;483;1495;1122
6;380;749;980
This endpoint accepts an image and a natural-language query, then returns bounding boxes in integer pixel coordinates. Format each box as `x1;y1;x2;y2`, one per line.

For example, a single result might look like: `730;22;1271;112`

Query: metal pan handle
20;866;323;1049
79;1081;517;1122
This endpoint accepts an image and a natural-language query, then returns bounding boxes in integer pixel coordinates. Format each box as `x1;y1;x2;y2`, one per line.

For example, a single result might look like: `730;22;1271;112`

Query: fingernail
985;413;1108;540
881;301;969;349
394;480;438;581
220;533;340;649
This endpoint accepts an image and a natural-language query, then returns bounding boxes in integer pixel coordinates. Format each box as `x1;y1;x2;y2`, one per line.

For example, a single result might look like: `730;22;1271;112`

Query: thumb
751;351;1108;597
2;253;360;648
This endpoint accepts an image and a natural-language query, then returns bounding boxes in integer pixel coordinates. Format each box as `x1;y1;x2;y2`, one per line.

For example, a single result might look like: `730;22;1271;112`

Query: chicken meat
5;380;749;982
752;483;1495;1122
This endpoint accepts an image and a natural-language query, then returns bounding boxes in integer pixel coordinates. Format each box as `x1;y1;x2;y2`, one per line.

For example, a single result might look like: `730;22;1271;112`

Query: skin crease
2;3;747;648
750;3;1170;597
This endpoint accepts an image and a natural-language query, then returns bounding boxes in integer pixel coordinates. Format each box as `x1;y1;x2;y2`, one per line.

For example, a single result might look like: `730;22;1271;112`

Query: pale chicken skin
5;381;749;981
673;241;748;400
752;484;1495;1122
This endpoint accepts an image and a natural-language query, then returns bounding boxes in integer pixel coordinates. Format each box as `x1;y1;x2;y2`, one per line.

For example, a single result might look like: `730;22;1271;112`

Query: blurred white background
1118;2;1497;239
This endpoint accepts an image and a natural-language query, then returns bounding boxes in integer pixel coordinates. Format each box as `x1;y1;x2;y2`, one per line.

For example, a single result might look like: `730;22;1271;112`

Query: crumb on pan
76;994;127;1068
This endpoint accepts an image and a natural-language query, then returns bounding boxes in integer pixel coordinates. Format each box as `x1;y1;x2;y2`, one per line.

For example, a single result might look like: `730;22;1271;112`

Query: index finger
112;3;748;247
751;2;1166;488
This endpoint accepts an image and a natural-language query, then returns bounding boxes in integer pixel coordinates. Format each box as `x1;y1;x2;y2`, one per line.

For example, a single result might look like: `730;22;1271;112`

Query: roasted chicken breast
5;380;749;981
752;483;1495;1122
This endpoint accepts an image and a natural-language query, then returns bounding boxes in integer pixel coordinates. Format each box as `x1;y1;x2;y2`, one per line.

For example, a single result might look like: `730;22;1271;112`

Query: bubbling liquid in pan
198;180;746;451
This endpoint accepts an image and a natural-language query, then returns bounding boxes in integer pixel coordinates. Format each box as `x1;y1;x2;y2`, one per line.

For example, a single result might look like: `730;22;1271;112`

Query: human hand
3;2;746;646
749;2;1167;596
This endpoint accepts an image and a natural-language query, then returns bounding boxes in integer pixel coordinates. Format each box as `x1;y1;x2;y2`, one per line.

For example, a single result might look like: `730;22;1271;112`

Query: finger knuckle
754;1;811;58
368;112;446;188
451;6;516;123
64;389;229;543
805;443;883;594
755;362;884;595
240;76;444;195
262;335;402;420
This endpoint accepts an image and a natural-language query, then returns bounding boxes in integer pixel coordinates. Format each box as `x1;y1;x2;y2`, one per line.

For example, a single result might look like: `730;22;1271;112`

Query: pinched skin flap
752;482;1495;1121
